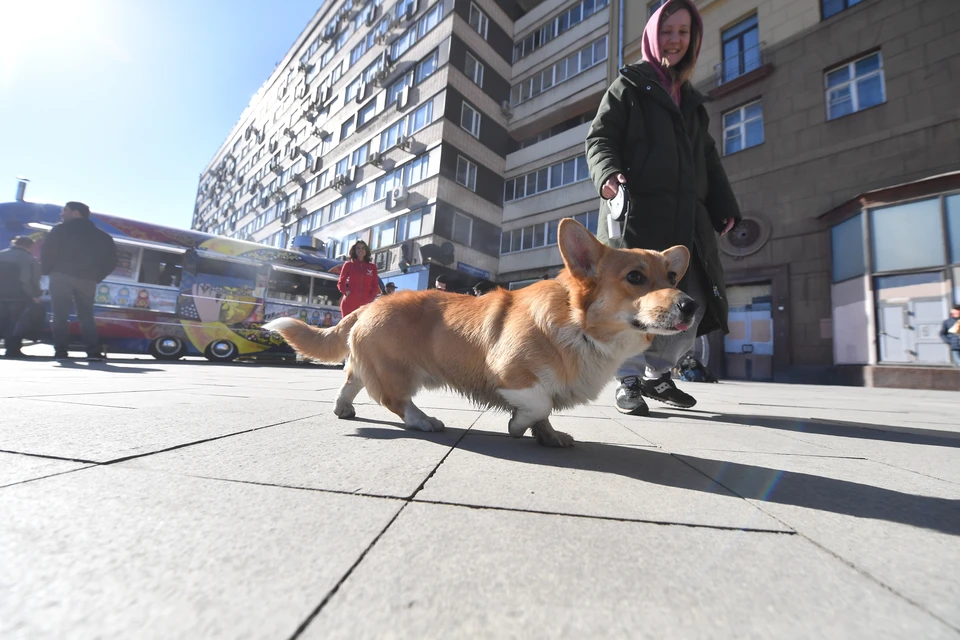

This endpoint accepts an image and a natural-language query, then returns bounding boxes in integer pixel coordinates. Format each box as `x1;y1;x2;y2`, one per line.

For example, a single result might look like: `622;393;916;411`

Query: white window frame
460;102;481;138
722;100;764;156
825;51;886;121
464;51;484;87
452;211;473;246
468;3;489;39
456;156;478;191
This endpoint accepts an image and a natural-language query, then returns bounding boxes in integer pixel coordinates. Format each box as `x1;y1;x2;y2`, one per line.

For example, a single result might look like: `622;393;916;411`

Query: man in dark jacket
40;202;117;361
941;305;960;367
585;0;741;415
0;236;42;358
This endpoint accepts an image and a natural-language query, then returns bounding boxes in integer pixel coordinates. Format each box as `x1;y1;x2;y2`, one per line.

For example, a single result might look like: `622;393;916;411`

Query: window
510;36;607;106
512;0;609;62
391;2;444;60
380;119;405;151
721;15;760;83
345;76;361;102
503;154;590;202
408;100;433;134
350;41;366;66
387;72;414;105
460;102;481;138
336;157;349;176
340;117;355;140
830;214;865;283
722;101;764;155
825;52;885;120
647;0;667;17
572;210;599;235
464;51;484;87
358;100;377;127
346;187;367;214
402;153;431;184
456;156;477;191
452;211;473;245
947;194;960;264
468;3;489;38
351;142;369;167
416;50;439;83
822;0;862;19
331;61;344;84
870;199;944;273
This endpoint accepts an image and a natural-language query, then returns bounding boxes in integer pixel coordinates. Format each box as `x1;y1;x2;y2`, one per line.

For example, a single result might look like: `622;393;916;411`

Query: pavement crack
0;448;99;464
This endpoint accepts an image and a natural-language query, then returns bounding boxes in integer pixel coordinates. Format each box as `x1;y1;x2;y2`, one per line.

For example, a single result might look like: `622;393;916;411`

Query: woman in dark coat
585;0;742;416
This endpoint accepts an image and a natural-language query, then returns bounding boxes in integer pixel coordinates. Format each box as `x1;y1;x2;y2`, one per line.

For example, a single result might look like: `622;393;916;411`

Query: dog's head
557;219;697;339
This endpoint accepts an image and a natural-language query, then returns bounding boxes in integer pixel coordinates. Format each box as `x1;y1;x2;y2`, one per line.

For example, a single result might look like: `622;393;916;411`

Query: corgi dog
264;219;696;447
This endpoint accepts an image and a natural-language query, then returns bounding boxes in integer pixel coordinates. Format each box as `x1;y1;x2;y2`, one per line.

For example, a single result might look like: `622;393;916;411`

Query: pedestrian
383;282;397;295
585;0;742;416
336;240;379;316
0;236;42;358
941;304;960;367
40;202;118;361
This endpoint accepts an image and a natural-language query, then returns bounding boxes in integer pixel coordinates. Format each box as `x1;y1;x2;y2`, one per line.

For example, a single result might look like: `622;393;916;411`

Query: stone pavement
1;354;958;639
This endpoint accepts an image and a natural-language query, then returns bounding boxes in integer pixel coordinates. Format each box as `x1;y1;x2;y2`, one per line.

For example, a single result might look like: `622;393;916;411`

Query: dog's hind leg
334;365;364;419
500;387;574;447
382;396;445;432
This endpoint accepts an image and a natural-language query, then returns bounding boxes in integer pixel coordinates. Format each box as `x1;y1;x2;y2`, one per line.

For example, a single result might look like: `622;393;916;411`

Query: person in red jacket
337;240;379;317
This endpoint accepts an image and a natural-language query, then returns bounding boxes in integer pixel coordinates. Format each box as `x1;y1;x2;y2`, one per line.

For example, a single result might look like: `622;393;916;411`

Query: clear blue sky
0;0;324;229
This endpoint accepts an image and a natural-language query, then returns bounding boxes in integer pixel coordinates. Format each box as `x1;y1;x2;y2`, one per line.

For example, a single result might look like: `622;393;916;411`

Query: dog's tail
263;311;360;363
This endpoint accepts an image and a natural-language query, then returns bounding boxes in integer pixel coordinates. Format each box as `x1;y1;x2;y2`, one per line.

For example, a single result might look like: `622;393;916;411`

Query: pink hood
641;0;703;104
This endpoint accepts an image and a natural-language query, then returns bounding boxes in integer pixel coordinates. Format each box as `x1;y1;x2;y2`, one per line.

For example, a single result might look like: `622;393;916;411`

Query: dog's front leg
501;387;574;447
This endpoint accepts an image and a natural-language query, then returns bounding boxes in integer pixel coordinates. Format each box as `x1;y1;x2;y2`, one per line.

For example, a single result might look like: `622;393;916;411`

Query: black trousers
0;298;27;354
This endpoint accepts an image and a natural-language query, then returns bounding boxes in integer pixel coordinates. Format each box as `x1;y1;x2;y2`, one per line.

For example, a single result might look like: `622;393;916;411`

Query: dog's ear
558;219;605;279
661;245;691;284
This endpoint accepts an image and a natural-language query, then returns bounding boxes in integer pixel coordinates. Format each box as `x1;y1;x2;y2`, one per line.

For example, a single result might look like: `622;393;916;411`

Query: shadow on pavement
352;425;960;537
657;412;960;449
54;360;163;374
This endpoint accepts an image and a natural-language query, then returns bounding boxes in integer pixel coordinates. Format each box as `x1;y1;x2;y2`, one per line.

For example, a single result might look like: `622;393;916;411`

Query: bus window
139;249;183;287
267;269;312;303
311;276;342;307
110;245;141;281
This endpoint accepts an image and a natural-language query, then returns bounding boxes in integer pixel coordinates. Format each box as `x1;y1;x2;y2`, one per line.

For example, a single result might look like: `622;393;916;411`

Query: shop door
724;284;774;381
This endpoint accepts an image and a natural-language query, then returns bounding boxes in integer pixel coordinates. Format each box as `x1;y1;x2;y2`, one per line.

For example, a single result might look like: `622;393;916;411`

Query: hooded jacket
585;0;741;336
40;217;118;282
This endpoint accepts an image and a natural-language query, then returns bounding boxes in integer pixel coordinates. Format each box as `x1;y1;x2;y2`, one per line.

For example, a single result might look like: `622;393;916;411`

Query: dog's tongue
674;322;690;331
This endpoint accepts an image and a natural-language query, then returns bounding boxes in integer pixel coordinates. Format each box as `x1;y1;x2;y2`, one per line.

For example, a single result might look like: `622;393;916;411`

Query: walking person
941;304;960;367
336;240;379;317
40;202;117;361
0;236;42;358
585;0;742;415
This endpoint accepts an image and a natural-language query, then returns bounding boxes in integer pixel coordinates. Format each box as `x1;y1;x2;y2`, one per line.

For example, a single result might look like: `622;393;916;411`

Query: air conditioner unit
277;85;287;100
374;32;387;45
248;181;260;194
244;125;256;141
283;127;295;138
313;156;323;173
356;82;368;103
271;189;285;203
346;165;357;183
272;163;284;175
500;100;513;118
397;85;410;109
403;4;415;22
388;185;408;207
312;127;329;138
296;82;306;99
369;151;383;167
366;5;379;25
373;68;391;87
397;135;413;151
269;140;279;153
298;61;311;73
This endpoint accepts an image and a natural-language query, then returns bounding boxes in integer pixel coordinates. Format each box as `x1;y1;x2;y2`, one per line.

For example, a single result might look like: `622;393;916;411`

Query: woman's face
355;244;367;259
659;8;692;67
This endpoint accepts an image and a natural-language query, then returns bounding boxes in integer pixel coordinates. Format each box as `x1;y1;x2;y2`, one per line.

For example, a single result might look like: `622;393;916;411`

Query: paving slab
304;502;955;639
470;410;658;446
0;465;402;640
119;407;482;497
0;452;91;487
415;431;788;531
676;450;960;629
1;396;325;462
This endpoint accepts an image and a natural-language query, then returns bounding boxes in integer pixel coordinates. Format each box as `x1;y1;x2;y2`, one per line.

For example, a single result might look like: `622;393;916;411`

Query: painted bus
0;199;345;361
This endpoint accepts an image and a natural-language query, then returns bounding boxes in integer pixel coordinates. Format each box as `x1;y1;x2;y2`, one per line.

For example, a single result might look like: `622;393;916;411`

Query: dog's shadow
349;424;960;537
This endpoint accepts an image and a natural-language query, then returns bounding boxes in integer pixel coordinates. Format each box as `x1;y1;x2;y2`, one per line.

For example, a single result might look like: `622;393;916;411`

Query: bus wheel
150;337;186;361
205;340;238;362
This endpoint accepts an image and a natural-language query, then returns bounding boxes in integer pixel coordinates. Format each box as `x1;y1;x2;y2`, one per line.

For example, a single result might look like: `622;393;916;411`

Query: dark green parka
585;62;742;336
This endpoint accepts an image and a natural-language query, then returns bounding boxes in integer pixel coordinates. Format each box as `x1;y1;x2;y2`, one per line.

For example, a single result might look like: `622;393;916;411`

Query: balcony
709;42;773;99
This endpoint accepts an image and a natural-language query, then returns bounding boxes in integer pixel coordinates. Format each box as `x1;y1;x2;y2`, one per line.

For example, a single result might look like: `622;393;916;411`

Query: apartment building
193;0;613;295
194;0;960;387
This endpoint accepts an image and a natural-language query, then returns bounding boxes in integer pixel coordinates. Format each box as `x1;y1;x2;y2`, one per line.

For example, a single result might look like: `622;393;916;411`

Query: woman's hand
720;218;737;236
601;173;626;199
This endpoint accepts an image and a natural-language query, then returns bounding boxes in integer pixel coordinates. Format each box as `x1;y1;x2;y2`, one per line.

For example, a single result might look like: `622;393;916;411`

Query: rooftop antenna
15;176;30;202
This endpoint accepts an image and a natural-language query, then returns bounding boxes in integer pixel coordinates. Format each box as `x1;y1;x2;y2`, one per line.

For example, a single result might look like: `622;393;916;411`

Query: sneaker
641;373;696;409
54;351;70;360
615;376;649;416
85;352;105;362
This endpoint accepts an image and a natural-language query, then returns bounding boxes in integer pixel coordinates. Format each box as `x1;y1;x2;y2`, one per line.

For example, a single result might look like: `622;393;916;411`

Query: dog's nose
677;298;698;317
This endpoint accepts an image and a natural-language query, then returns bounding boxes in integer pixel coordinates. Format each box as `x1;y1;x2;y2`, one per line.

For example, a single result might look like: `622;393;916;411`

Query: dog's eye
625;270;647;285
667;272;677;286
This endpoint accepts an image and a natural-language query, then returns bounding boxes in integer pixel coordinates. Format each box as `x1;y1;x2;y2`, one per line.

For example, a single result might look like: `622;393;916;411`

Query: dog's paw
415;416;445;432
533;426;575;448
334;401;356;419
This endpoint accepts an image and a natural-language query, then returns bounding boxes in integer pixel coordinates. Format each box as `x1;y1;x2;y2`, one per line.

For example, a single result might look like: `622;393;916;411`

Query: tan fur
264;220;695;447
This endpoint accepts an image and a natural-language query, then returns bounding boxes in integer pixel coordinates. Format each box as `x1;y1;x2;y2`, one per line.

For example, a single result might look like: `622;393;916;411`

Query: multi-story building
194;0;960;387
